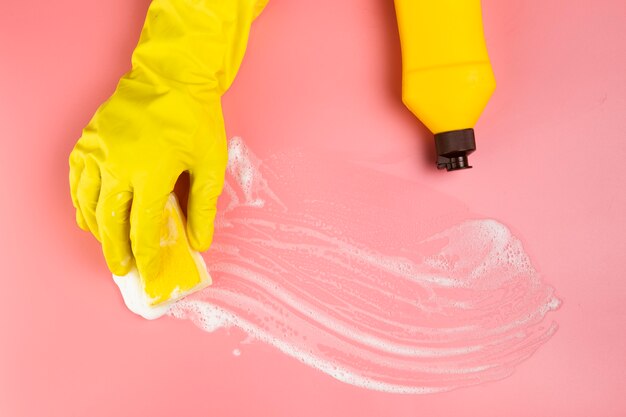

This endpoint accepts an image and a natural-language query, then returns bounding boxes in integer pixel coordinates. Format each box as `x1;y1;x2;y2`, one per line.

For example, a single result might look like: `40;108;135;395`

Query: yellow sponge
113;193;211;319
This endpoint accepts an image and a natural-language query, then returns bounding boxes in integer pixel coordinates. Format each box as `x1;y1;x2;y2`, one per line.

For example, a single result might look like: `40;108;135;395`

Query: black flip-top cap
434;128;476;172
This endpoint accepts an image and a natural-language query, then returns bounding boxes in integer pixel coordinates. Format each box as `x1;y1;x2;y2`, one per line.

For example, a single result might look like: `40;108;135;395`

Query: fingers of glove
130;184;172;282
187;102;228;251
75;159;102;241
75;210;89;231
187;163;226;252
97;180;133;276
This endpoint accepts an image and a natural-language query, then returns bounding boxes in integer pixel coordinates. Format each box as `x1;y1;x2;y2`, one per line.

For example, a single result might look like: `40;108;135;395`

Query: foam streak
169;138;560;393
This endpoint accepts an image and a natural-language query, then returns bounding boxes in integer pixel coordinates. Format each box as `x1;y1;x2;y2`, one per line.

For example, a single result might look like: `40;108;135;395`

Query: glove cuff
130;0;267;93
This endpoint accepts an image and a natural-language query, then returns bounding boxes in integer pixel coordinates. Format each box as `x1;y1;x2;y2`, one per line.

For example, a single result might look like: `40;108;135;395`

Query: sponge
113;193;212;319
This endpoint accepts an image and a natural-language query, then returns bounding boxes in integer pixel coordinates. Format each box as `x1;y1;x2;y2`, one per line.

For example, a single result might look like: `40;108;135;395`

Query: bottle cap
434;128;476;172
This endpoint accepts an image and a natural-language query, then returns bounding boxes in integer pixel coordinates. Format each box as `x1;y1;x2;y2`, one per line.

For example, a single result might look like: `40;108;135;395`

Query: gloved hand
69;0;268;280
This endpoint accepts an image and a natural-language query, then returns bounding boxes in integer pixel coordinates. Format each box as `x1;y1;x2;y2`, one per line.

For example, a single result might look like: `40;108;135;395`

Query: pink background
1;0;625;415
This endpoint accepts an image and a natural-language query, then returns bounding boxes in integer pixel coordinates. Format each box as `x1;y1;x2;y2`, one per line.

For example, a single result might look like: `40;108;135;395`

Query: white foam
165;137;561;393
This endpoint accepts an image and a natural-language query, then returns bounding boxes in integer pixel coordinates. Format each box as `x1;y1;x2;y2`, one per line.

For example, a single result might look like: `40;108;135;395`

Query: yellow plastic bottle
394;0;496;171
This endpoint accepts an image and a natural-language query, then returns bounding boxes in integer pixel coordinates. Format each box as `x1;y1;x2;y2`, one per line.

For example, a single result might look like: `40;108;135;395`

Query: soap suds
166;137;560;393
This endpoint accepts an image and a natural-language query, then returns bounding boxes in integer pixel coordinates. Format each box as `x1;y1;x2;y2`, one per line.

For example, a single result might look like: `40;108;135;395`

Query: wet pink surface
168;137;560;393
1;0;626;415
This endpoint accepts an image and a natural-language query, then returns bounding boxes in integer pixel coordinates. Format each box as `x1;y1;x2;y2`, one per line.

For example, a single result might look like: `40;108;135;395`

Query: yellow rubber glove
69;0;268;279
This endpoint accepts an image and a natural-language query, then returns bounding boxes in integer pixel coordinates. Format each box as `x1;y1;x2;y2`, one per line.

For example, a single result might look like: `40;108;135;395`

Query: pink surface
1;0;625;415
169;137;560;393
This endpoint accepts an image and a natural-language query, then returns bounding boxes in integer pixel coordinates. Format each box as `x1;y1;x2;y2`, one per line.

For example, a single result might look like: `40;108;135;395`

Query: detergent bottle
394;0;496;171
